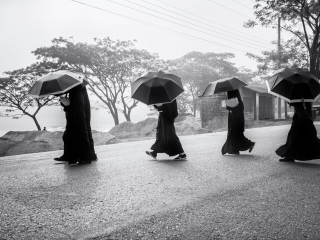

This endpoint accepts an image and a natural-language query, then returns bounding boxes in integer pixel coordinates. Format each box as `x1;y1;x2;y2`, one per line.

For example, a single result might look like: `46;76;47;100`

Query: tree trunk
309;44;319;78
315;50;320;78
124;112;131;122
110;105;119;125
309;51;317;77
193;99;197;117
112;113;119;125
31;116;41;130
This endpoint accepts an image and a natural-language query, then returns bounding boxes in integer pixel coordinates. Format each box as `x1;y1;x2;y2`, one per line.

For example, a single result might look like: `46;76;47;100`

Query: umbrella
28;70;87;97
266;68;320;103
131;70;184;105
199;77;247;97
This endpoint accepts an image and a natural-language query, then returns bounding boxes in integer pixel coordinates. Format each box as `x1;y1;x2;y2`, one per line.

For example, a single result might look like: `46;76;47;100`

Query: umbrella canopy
131;70;184;105
200;77;247;97
266;68;320;103
28;70;87;97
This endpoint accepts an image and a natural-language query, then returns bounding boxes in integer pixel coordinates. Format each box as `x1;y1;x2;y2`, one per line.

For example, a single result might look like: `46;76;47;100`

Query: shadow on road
149;159;188;165
221;154;258;161
287;160;320;169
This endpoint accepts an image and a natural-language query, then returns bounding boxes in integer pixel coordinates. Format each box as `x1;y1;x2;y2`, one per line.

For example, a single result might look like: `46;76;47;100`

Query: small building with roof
200;85;277;127
241;85;275;120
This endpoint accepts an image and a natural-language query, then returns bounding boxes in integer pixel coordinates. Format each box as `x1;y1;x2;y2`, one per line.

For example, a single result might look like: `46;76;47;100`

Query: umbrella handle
302;98;306;109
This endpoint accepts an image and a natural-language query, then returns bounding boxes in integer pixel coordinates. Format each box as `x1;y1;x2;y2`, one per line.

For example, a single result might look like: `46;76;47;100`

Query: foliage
245;0;320;77
32;37;165;125
168;51;257;116
0;63;57;130
247;38;310;80
173;51;238;77
170;61;219;116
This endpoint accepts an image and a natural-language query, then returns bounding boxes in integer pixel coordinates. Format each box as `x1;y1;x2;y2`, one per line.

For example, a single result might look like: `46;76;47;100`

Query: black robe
222;89;254;154
81;86;97;160
276;102;320;160
62;85;94;161
151;100;184;156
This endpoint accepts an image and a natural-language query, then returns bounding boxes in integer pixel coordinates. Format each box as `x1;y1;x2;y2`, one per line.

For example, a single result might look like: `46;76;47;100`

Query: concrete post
272;97;275;120
256;93;259;120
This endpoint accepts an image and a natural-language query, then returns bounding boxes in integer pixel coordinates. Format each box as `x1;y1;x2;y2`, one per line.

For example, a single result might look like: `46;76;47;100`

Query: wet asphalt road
1;124;320;239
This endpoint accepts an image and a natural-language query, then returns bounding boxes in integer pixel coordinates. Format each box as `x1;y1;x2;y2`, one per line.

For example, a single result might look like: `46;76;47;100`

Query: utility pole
277;17;287;119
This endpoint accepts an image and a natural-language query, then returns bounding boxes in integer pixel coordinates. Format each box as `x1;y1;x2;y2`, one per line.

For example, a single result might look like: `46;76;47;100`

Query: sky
0;0;284;78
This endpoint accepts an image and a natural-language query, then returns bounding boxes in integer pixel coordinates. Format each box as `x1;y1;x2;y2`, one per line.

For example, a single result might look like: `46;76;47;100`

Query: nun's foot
146;151;157;159
54;156;67;162
279;157;295;162
68;160;79;165
229;151;240;155
78;159;92;165
173;154;187;161
249;142;255;153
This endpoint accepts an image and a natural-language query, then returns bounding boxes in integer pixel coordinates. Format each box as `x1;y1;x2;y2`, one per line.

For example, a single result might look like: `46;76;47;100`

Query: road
1;123;320;239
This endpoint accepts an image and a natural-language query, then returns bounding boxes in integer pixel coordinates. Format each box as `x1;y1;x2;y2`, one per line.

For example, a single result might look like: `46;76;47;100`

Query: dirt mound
108;118;158;139
0;130;119;157
108;115;208;139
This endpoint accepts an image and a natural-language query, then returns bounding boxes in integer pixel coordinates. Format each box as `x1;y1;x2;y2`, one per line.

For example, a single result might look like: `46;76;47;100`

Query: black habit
62;84;95;162
81;86;97;160
151;100;184;156
222;89;254;154
276;102;320;161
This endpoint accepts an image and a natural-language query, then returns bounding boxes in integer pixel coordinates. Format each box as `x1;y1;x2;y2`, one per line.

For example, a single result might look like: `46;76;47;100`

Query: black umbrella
131;70;184;105
199;77;247;97
28;70;87;97
266;68;320;103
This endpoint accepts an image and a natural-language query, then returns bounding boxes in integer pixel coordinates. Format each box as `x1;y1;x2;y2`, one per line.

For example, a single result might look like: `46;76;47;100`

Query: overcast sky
0;0;285;78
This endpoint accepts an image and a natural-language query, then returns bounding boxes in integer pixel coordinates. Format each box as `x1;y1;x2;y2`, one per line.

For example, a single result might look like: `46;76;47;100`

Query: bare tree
33;37;165;125
0;63;57;130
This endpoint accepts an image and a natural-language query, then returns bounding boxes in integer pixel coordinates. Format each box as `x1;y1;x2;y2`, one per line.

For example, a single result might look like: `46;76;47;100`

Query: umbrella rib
162;81;171;102
56;77;63;90
147;79;155;105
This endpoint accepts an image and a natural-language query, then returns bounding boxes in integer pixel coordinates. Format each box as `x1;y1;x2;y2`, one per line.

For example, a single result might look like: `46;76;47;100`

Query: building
200;85;277;126
241;85;275;120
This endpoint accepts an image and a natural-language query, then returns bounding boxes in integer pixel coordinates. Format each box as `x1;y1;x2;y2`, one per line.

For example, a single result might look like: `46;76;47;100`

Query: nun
276;101;320;162
146;99;187;160
54;84;96;164
221;89;255;155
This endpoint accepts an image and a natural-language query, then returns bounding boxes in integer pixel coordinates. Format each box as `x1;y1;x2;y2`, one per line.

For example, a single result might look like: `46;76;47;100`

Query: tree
33;37;165;125
247;38;309;80
170;61;219;116
0;63;57;130
245;0;320;77
236;66;260;85
168;51;253;116
176;51;238;77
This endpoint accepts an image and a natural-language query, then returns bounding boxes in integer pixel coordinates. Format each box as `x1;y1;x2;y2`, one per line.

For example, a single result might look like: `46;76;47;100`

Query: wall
200;94;227;127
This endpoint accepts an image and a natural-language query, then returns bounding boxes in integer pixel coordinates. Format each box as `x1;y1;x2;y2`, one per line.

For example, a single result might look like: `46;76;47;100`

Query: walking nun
131;70;186;161
146;99;187;160
27;70;97;165
55;84;97;164
276;102;320;162
221;89;255;155
265;67;320;162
